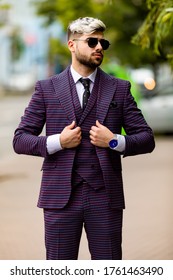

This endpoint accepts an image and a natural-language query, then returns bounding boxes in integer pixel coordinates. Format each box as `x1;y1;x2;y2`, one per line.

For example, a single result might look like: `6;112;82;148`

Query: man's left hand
89;120;114;148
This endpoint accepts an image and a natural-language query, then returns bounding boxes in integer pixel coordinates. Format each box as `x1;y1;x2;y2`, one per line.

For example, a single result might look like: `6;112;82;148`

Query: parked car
139;84;173;134
130;67;156;98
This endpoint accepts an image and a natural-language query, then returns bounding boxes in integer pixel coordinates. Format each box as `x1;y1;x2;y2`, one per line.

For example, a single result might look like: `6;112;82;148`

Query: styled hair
67;17;106;40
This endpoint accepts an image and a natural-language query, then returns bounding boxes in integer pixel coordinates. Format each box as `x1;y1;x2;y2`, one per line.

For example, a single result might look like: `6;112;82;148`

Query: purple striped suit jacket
13;66;155;209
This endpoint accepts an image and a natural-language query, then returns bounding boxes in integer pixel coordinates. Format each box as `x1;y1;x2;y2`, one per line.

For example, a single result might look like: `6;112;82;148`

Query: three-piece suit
13;66;155;259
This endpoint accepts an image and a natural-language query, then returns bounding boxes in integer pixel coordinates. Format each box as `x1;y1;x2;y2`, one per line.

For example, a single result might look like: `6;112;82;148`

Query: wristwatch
109;135;118;149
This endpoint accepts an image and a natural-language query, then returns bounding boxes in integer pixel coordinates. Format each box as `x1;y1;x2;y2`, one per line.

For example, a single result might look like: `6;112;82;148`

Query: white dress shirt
47;66;125;154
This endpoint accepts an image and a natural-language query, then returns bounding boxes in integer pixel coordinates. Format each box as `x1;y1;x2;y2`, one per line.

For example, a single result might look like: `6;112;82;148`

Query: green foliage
0;0;10;10
132;0;173;67
34;0;94;28
48;37;70;67
33;0;171;69
10;28;25;61
100;0;161;67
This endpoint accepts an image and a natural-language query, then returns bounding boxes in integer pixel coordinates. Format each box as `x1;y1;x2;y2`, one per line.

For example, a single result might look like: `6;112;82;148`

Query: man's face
69;32;105;69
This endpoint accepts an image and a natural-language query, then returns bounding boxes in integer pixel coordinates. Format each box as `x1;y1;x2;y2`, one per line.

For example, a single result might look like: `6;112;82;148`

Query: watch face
109;139;118;149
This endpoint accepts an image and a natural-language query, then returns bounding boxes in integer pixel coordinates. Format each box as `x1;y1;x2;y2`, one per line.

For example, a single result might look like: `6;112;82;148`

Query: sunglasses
73;37;110;50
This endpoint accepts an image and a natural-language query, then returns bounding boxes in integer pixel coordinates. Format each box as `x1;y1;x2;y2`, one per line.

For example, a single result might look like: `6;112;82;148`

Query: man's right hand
60;121;82;149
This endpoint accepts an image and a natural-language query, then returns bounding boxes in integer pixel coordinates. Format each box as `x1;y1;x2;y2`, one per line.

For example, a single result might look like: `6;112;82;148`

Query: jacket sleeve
122;81;155;157
13;81;48;158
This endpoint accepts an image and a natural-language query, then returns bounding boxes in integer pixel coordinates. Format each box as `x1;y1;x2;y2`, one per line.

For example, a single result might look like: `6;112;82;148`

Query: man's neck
71;63;97;78
70;65;97;83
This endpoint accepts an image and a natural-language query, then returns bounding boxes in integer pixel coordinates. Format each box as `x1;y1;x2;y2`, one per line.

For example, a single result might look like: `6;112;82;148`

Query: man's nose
96;41;102;49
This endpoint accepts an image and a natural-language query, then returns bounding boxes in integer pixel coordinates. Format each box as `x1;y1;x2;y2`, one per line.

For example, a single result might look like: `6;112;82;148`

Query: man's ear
68;40;75;51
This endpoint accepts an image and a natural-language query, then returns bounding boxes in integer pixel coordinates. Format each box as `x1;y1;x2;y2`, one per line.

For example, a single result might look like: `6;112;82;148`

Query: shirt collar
70;65;97;84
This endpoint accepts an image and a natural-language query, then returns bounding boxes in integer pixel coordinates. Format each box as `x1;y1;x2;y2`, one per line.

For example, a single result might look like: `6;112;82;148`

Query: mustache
92;51;103;56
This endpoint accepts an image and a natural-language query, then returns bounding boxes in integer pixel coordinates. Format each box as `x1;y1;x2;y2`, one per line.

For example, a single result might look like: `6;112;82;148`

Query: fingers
89;121;100;144
67;120;76;129
61;120;110;149
90;120;101;135
96;119;102;127
60;121;82;149
89;120;113;148
64;121;80;134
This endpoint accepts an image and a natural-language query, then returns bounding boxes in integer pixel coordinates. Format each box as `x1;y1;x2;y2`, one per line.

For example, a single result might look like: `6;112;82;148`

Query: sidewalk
0;137;173;260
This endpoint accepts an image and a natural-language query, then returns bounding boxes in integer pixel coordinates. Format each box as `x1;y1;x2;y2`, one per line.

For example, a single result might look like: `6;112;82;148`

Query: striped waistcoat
70;74;104;189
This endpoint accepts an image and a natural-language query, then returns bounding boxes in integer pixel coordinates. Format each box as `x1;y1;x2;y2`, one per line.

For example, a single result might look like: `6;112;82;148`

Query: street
0;95;173;260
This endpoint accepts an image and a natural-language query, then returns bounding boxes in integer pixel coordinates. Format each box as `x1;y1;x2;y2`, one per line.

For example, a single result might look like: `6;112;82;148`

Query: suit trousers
43;181;123;260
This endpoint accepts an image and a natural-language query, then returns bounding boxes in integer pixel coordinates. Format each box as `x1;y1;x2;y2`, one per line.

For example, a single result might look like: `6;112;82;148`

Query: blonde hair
67;17;106;40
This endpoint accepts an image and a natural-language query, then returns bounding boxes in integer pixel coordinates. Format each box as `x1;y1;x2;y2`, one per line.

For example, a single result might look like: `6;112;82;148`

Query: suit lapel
78;69;118;163
78;68;118;126
51;67;77;123
51;67;118;126
96;68;118;124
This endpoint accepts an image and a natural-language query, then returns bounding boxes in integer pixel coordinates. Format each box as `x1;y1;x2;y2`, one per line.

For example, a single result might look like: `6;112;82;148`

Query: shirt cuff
47;133;125;154
46;134;62;154
115;134;126;152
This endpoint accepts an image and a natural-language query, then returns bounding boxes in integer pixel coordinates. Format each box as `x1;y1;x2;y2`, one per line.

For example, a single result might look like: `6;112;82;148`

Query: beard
75;50;103;69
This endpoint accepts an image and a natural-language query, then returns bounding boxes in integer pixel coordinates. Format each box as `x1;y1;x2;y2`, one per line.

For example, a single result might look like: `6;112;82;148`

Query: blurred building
0;0;62;93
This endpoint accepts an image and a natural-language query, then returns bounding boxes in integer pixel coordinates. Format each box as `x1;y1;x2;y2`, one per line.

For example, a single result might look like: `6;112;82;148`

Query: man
13;17;155;260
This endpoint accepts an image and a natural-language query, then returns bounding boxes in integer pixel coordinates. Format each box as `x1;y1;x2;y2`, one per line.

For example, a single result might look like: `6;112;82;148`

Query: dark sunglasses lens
87;38;110;50
100;39;110;50
88;38;98;48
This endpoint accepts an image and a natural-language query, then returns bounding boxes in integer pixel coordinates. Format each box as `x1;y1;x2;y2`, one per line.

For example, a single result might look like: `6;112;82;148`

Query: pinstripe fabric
13;65;155;260
13;66;155;210
44;182;123;260
70;70;105;190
